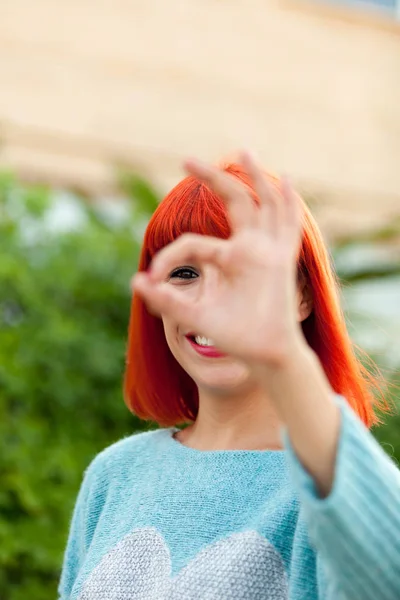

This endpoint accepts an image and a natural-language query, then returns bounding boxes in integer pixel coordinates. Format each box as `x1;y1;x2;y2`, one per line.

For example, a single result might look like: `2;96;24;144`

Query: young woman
58;153;400;600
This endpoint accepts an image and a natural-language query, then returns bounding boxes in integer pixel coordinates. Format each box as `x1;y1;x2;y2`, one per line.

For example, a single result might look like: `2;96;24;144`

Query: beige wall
0;0;399;238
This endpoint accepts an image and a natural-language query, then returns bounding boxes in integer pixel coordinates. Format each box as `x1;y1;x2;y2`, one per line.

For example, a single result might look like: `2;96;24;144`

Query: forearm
284;390;400;599
259;340;341;497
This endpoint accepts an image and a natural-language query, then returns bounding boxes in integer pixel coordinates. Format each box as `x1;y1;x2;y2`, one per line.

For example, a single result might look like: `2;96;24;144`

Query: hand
132;152;305;367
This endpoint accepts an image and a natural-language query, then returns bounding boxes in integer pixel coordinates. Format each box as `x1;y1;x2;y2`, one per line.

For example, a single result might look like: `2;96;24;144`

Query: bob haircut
124;163;388;428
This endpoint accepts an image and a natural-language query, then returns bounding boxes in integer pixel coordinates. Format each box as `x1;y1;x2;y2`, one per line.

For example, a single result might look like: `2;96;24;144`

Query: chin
189;362;255;396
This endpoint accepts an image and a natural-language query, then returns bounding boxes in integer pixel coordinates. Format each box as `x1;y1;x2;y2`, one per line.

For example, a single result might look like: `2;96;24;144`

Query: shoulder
83;427;168;483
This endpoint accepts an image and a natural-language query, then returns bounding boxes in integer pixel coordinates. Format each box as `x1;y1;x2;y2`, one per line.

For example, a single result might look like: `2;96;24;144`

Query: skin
133;151;341;498
161;271;313;452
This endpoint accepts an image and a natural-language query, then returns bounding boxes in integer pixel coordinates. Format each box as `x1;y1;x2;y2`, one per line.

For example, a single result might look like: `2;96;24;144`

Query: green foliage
0;172;158;599
373;372;400;469
333;236;400;465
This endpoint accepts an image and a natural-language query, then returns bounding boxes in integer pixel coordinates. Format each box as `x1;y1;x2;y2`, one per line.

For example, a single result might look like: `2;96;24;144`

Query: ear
296;271;313;322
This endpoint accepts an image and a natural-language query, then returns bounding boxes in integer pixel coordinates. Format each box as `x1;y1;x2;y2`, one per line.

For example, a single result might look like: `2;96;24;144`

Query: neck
178;387;283;451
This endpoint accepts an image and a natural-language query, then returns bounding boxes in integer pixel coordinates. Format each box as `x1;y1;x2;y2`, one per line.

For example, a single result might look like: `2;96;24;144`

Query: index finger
183;159;257;232
149;233;228;282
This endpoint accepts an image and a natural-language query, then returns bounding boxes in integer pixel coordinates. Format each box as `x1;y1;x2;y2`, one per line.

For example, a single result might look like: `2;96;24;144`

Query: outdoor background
0;1;399;599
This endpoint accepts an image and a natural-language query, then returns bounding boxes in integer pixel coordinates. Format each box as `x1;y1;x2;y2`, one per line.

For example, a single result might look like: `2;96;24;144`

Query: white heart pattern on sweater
77;526;288;599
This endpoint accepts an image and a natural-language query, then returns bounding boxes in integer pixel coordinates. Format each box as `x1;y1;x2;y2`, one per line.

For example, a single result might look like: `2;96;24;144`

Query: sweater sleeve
283;395;400;600
57;455;107;600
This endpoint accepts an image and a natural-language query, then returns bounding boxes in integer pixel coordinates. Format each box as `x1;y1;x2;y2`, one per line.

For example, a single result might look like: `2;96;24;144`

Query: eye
169;266;199;281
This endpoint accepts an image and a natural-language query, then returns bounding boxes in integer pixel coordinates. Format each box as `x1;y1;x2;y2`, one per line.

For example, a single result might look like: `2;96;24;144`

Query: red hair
124;163;389;428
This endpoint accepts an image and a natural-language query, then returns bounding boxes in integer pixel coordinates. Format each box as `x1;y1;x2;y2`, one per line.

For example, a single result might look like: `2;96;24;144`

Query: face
160;263;313;398
161;264;254;397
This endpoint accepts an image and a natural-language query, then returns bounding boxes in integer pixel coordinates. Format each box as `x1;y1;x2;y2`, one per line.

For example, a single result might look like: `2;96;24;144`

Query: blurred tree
0;172;158;600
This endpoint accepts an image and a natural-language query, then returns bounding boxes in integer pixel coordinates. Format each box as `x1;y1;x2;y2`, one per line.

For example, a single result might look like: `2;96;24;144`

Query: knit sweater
58;395;400;599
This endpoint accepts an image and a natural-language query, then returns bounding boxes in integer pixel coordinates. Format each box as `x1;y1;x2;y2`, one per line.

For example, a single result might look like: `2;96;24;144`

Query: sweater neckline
164;426;287;459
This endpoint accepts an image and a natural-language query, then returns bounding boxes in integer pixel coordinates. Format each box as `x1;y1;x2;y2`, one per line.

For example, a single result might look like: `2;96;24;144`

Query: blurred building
0;0;399;239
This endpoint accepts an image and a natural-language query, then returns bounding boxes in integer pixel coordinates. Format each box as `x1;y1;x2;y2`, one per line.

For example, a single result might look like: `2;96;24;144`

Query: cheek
161;317;179;351
172;279;200;298
161;283;199;351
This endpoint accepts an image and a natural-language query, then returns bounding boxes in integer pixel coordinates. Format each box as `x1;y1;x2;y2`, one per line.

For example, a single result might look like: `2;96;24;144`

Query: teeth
194;335;215;347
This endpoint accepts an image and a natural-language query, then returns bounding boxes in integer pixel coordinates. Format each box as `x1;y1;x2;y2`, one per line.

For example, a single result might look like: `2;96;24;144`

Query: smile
185;334;226;358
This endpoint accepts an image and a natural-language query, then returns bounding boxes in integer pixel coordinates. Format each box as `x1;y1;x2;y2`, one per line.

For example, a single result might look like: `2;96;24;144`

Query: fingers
183;155;301;244
240;151;283;237
240;152;302;243
132;273;196;324
148;233;228;282
132;235;227;325
280;175;303;241
183;159;257;232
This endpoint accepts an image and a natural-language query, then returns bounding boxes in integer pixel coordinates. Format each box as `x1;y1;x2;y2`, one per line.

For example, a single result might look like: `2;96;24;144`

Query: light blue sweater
58;396;400;599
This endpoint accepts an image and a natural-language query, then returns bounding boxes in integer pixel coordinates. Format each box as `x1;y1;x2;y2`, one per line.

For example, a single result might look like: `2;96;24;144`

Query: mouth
185;333;226;358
